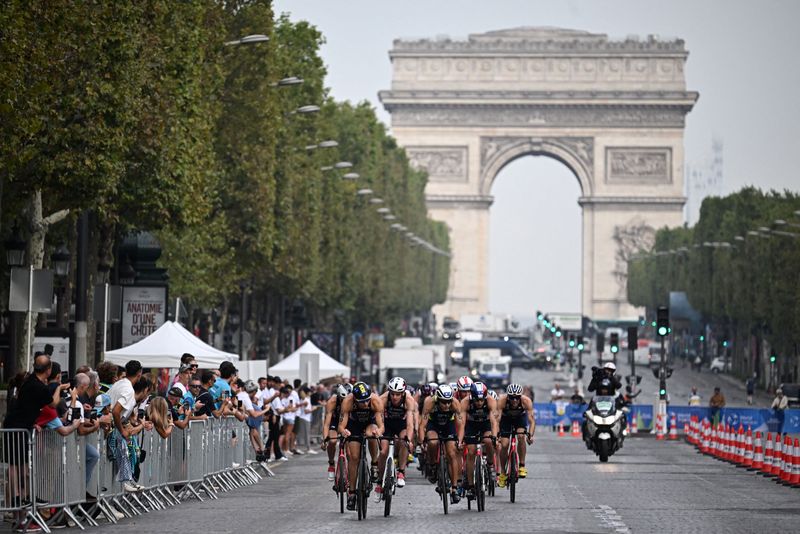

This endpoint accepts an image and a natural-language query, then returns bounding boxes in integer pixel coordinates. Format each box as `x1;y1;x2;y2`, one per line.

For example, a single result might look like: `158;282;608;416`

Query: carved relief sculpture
406;147;468;182
612;218;656;298
607;148;671;183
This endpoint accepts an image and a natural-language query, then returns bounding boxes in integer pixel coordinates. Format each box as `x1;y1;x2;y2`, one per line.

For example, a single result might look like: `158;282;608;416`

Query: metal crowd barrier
2;417;272;531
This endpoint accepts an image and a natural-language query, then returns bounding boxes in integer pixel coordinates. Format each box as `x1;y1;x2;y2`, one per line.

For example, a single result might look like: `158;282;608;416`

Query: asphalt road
91;431;799;534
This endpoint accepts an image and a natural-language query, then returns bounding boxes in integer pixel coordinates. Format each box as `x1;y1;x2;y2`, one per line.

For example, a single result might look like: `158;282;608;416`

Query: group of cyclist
321;374;535;511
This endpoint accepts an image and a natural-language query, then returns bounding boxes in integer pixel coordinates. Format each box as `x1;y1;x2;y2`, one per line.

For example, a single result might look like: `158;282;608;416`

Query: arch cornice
479;136;594;197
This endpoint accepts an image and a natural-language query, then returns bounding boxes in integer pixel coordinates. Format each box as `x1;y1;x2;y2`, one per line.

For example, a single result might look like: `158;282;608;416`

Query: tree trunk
16;189;69;371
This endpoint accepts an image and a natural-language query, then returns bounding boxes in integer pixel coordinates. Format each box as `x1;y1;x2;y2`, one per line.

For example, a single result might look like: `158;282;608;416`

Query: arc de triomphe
379;27;698;322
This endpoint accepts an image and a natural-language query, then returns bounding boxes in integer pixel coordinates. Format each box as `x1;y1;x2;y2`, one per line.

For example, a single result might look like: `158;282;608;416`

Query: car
778;383;800;408
709;357;730;373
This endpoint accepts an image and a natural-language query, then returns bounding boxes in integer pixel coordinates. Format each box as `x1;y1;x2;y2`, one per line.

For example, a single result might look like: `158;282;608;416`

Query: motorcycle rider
583;362;626;445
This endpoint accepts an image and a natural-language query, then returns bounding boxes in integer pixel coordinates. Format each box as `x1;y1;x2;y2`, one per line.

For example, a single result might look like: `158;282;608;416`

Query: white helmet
435;384;455;401
388;377;406;393
603;362;617;372
336;383;351;398
506;383;523;396
487;390;499;400
456;376;474;391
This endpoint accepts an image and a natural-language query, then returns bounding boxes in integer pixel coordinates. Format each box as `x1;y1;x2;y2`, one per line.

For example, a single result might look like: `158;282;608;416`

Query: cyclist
338;381;384;511
374;377;415;501
414;383;436;471
497;383;535;487
455;376;473;402
419;384;465;504
459;381;499;499
322;383;351;481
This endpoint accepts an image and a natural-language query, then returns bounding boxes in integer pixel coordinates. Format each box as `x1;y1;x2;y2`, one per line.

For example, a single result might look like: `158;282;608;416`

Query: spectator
96;361;120;394
81;370;100;407
281;385;300;456
67;373;103;494
209;361;238;407
171;353;197;386
295;386;320;455
570;388;585;405
195;370;225;418
172;363;193;396
107;360;145;492
183;376;203;411
273;387;293;461
166;387;191;429
550;382;565;402
771;388;788;431
709;387;725;425
264;379;287;462
147;397;176;439
688;387;702;406
240;380;270;461
745;374;757;405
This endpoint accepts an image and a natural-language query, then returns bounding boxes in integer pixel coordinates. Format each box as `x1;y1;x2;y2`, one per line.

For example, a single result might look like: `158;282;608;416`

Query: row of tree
0;0;449;369
627;188;800;382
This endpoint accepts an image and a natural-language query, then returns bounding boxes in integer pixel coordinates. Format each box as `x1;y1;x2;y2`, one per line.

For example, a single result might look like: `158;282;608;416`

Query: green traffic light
722;341;728;347
550;327;556;333
770;355;777;363
700;335;705;341
651;321;656;327
611;346;618;354
556;331;562;337
577;343;584;351
659;389;666;395
569;340;575;348
658;326;668;337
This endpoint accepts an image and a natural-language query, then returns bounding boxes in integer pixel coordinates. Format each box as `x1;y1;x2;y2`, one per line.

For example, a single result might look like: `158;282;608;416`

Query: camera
71;407;82;422
137;408;145;420
88;411;98;421
237;399;243;409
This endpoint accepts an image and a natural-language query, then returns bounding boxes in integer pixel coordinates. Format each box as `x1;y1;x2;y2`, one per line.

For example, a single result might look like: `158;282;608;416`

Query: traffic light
536;311;543;321
595;333;604;353
699;335;705;342
770;354;777;363
568;335;575;348
627;327;638;350
610;333;619;354
656;306;669;337
659;387;667;396
577;336;584;351
722;340;728;348
555;328;562;338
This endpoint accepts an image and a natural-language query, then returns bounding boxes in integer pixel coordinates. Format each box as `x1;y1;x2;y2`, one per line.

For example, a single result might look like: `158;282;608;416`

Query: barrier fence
533;403;800;435
1;417;272;533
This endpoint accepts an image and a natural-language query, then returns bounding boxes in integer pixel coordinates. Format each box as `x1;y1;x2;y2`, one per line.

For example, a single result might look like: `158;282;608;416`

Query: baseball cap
179;363;193;373
168;387;184;397
94;393;111;413
245;380;258;393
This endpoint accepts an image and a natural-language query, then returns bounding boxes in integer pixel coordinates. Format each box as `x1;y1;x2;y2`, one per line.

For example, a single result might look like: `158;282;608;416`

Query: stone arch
479;136;594;197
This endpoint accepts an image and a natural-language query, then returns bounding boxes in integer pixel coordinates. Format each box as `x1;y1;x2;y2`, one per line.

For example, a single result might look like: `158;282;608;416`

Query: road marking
570;485;631;533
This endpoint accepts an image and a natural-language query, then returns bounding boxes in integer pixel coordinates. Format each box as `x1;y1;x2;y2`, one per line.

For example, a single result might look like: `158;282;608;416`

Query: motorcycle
583;395;625;462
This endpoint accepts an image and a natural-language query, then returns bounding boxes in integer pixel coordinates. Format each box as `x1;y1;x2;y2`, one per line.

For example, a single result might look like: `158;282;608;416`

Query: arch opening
488;155;582;321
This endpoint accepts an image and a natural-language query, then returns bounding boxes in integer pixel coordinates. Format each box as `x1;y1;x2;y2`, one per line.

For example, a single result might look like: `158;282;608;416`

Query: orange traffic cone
701;420;710;454
789;439;800;487
655;413;665;440
741;427;753;468
630;412;638;435
735;425;745;465
558;422;566;437
668;413;678;440
779;435;793;484
750;432;763;471
762;432;774;475
773;434;784;477
571;420;581;438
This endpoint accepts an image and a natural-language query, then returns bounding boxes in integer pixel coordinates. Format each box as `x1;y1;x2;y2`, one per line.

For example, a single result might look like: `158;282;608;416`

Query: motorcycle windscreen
594;396;615;413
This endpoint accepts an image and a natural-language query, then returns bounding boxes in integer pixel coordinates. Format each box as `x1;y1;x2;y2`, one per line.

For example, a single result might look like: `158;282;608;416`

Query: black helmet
353;381;371;402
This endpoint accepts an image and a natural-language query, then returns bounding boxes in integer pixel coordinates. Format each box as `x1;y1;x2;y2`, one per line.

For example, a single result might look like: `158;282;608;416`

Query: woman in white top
294;386;320;454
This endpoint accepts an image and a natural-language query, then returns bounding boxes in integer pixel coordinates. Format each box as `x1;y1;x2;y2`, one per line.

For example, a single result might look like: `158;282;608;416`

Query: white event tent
104;321;239;369
268;340;350;382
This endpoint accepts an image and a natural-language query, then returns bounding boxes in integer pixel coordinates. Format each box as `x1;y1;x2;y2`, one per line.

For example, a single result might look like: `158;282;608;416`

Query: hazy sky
275;0;800;317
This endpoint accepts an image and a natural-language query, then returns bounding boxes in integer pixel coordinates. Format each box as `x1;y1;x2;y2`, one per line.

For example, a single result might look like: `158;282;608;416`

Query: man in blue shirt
209;361;238;408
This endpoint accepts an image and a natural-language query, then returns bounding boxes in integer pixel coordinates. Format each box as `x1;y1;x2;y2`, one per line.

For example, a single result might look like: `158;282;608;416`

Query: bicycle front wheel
439;456;449;515
383;462;394;517
476;460;485;512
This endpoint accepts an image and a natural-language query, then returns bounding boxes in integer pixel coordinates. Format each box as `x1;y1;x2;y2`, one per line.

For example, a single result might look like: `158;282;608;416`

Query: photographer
67;373;102;492
107;360;145;492
195;370;227;419
167;387;206;429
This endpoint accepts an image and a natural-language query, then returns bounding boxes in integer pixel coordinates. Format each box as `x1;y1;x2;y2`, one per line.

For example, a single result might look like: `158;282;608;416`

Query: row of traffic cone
688;416;800;488
557;420;583;438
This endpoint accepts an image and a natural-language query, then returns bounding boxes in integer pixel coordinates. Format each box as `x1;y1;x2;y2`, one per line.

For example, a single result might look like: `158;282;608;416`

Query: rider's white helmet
603;362;617;372
388;377;406;393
